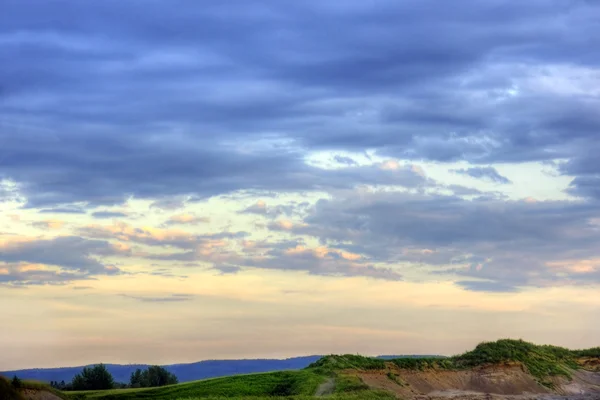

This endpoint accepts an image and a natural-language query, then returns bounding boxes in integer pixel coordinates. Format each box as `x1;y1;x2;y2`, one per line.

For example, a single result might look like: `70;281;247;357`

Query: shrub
11;376;22;389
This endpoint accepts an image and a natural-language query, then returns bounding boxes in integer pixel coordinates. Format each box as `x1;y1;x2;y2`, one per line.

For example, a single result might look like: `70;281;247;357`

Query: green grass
66;370;325;400
331;373;396;400
333;374;370;393
572;347;600;358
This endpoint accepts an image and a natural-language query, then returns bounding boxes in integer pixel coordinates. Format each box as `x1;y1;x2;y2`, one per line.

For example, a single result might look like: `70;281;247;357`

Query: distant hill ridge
0;355;441;384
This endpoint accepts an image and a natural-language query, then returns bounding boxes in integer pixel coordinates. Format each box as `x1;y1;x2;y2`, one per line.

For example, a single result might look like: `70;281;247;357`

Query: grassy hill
64;369;394;400
66;370;325;400
15;339;599;400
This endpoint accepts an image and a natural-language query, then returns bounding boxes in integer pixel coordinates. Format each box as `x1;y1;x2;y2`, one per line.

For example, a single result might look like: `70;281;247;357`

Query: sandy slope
20;389;64;400
351;362;600;400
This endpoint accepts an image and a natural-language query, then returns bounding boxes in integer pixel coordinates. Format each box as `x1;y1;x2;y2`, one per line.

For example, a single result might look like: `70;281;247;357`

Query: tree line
48;364;178;391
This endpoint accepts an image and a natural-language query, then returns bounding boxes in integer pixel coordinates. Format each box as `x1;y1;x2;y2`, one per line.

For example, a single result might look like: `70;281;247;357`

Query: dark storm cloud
1;0;600;207
452;167;512;184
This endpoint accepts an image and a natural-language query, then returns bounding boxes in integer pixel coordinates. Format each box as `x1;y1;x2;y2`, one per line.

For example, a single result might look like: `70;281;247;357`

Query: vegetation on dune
0;375;69;400
308;354;386;373
66;370;324;400
0;376;24;400
385;371;406;387
11;376;23;389
572;347;600;358
308;339;600;389
390;357;454;371
452;339;576;382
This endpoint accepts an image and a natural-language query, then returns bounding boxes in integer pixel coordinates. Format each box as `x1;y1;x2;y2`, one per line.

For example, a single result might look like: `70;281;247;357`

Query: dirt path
315;378;335;396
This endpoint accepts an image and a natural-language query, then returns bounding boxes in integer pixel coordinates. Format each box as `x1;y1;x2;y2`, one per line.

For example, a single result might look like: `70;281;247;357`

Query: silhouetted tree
129;366;177;388
129;369;143;388
71;364;114;390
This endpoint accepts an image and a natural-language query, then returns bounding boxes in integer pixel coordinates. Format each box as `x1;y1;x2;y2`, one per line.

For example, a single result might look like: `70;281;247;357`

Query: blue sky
2;0;600;369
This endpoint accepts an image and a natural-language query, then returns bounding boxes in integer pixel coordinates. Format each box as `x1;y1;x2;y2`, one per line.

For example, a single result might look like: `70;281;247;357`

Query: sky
2;0;600;370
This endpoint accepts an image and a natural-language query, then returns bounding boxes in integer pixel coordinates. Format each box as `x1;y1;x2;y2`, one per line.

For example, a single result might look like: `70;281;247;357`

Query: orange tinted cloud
167;213;209;225
284;245;361;261
31;220;65;230
546;259;600;273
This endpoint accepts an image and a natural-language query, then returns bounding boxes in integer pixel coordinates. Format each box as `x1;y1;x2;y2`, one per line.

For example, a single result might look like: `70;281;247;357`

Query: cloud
38;206;86;214
445;184;484;196
240;200;268;215
2;0;600;291
119;293;194;303
30;219;65;230
0;263;94;286
150;197;189;210
78;221;246;251
239;200;309;219
164;213;209;226
333;155;358;166
151;235;401;281
454;280;520;293
291;189;600;291
452;167;512;184
7;1;600;208
0;236;124;276
91;211;129;219
213;264;242;275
